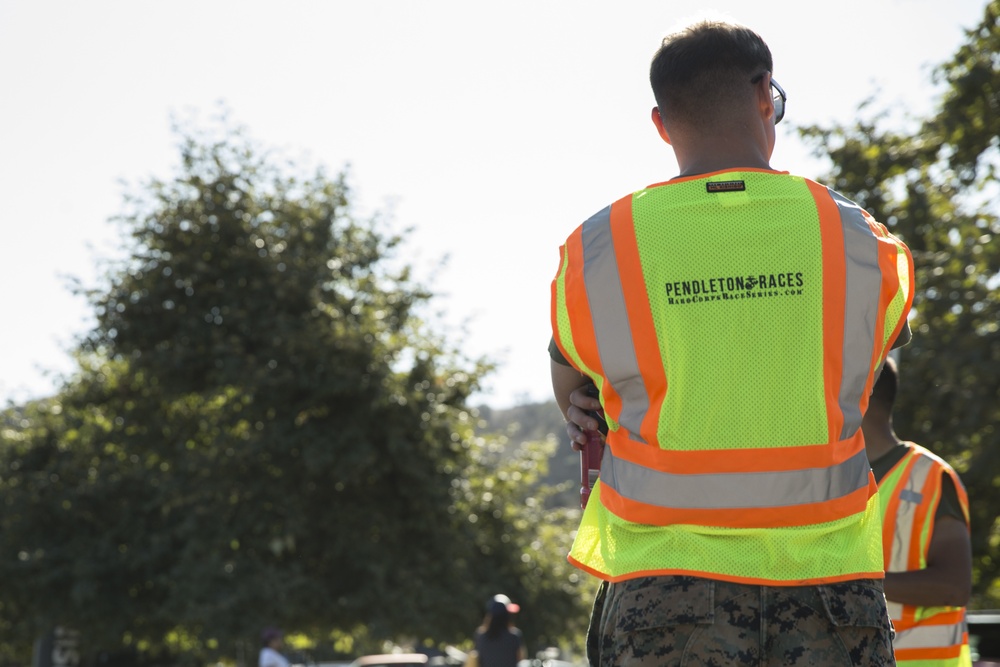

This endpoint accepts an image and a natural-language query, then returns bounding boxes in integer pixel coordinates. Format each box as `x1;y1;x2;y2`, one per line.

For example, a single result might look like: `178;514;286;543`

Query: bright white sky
0;0;988;409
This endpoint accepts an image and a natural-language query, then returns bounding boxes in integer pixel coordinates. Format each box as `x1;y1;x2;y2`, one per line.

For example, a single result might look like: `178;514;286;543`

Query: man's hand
565;384;605;450
550;360;601;450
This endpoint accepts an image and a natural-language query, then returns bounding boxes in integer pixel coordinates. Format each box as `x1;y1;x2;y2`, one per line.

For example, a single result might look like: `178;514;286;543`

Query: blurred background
1;0;998;665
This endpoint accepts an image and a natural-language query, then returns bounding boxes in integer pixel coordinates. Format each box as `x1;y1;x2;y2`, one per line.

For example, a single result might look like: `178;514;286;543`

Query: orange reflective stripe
807;179;846;443
567;556;884;587
609;195;666;445
894;609;966;633
867;216;901;394
894;645;965;661
908;461;941;571
564;223;604;376
611;431;865;474
600;479;875;529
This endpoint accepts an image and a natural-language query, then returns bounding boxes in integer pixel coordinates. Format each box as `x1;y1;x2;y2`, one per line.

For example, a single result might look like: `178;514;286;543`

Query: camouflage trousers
587;576;896;666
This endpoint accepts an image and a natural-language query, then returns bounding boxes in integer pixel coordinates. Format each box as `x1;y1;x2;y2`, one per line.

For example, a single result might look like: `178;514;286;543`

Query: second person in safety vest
550;19;914;667
863;357;972;666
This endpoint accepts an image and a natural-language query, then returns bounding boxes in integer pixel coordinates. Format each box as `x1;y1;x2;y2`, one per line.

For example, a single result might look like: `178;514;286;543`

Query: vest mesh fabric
630;174;828;451
556;170;906;585
573;481;884;584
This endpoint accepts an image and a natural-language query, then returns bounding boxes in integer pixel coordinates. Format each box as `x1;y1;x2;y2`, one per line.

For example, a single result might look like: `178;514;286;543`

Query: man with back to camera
862;357;972;666
549;19;914;666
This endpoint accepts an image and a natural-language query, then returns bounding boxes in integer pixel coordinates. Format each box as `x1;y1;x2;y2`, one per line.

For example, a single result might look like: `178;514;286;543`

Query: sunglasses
751;73;786;125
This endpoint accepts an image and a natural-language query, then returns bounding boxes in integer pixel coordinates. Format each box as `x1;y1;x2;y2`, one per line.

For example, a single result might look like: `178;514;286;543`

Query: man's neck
673;133;773;178
675;153;773;178
864;423;903;462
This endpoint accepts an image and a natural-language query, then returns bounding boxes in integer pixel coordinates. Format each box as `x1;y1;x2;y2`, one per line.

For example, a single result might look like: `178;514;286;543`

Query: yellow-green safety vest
879;442;971;666
551;169;914;585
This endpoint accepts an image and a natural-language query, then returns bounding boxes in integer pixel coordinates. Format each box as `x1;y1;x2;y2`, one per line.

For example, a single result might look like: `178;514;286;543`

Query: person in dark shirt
472;598;524;667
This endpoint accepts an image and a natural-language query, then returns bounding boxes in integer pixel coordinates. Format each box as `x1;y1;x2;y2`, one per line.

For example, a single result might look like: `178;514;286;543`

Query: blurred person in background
259;627;290;667
471;596;525;667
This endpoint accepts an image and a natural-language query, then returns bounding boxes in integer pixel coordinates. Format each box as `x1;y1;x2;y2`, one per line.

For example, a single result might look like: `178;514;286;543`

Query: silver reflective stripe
600;446;871;510
887;452;936;575
893;619;966;650
581;205;648;444
886;599;903;622
829;190;884;440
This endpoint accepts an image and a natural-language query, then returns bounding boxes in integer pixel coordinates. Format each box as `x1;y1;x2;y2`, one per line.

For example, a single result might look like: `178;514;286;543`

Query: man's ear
651;107;672;144
755;73;775;124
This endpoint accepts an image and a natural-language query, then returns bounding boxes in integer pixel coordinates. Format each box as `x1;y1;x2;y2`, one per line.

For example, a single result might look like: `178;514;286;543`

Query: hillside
476;400;581;507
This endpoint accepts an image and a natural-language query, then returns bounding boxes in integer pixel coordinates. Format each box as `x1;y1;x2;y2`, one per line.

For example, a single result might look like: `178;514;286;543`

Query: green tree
0;118;588;663
798;0;1000;606
448;431;599;659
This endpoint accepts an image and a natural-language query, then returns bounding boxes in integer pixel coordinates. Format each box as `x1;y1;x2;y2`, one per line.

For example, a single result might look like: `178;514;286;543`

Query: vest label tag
707;180;746;193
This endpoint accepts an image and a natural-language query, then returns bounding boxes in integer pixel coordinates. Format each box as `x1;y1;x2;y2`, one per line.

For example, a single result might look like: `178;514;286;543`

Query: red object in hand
580;428;605;509
579;383;607;509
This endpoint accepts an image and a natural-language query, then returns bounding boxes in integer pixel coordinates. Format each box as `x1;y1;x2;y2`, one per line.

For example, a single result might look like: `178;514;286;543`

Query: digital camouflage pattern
587;575;895;666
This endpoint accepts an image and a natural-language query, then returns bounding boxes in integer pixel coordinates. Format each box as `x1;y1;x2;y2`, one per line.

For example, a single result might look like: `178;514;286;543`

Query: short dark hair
869;357;899;413
649;21;773;128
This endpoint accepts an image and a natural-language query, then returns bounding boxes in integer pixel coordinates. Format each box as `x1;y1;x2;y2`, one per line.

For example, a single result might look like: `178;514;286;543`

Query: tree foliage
0;119;589;663
798;0;1000;606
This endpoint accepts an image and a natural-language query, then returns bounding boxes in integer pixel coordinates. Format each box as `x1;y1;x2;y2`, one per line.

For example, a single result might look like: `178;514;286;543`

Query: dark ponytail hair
485;600;510;638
